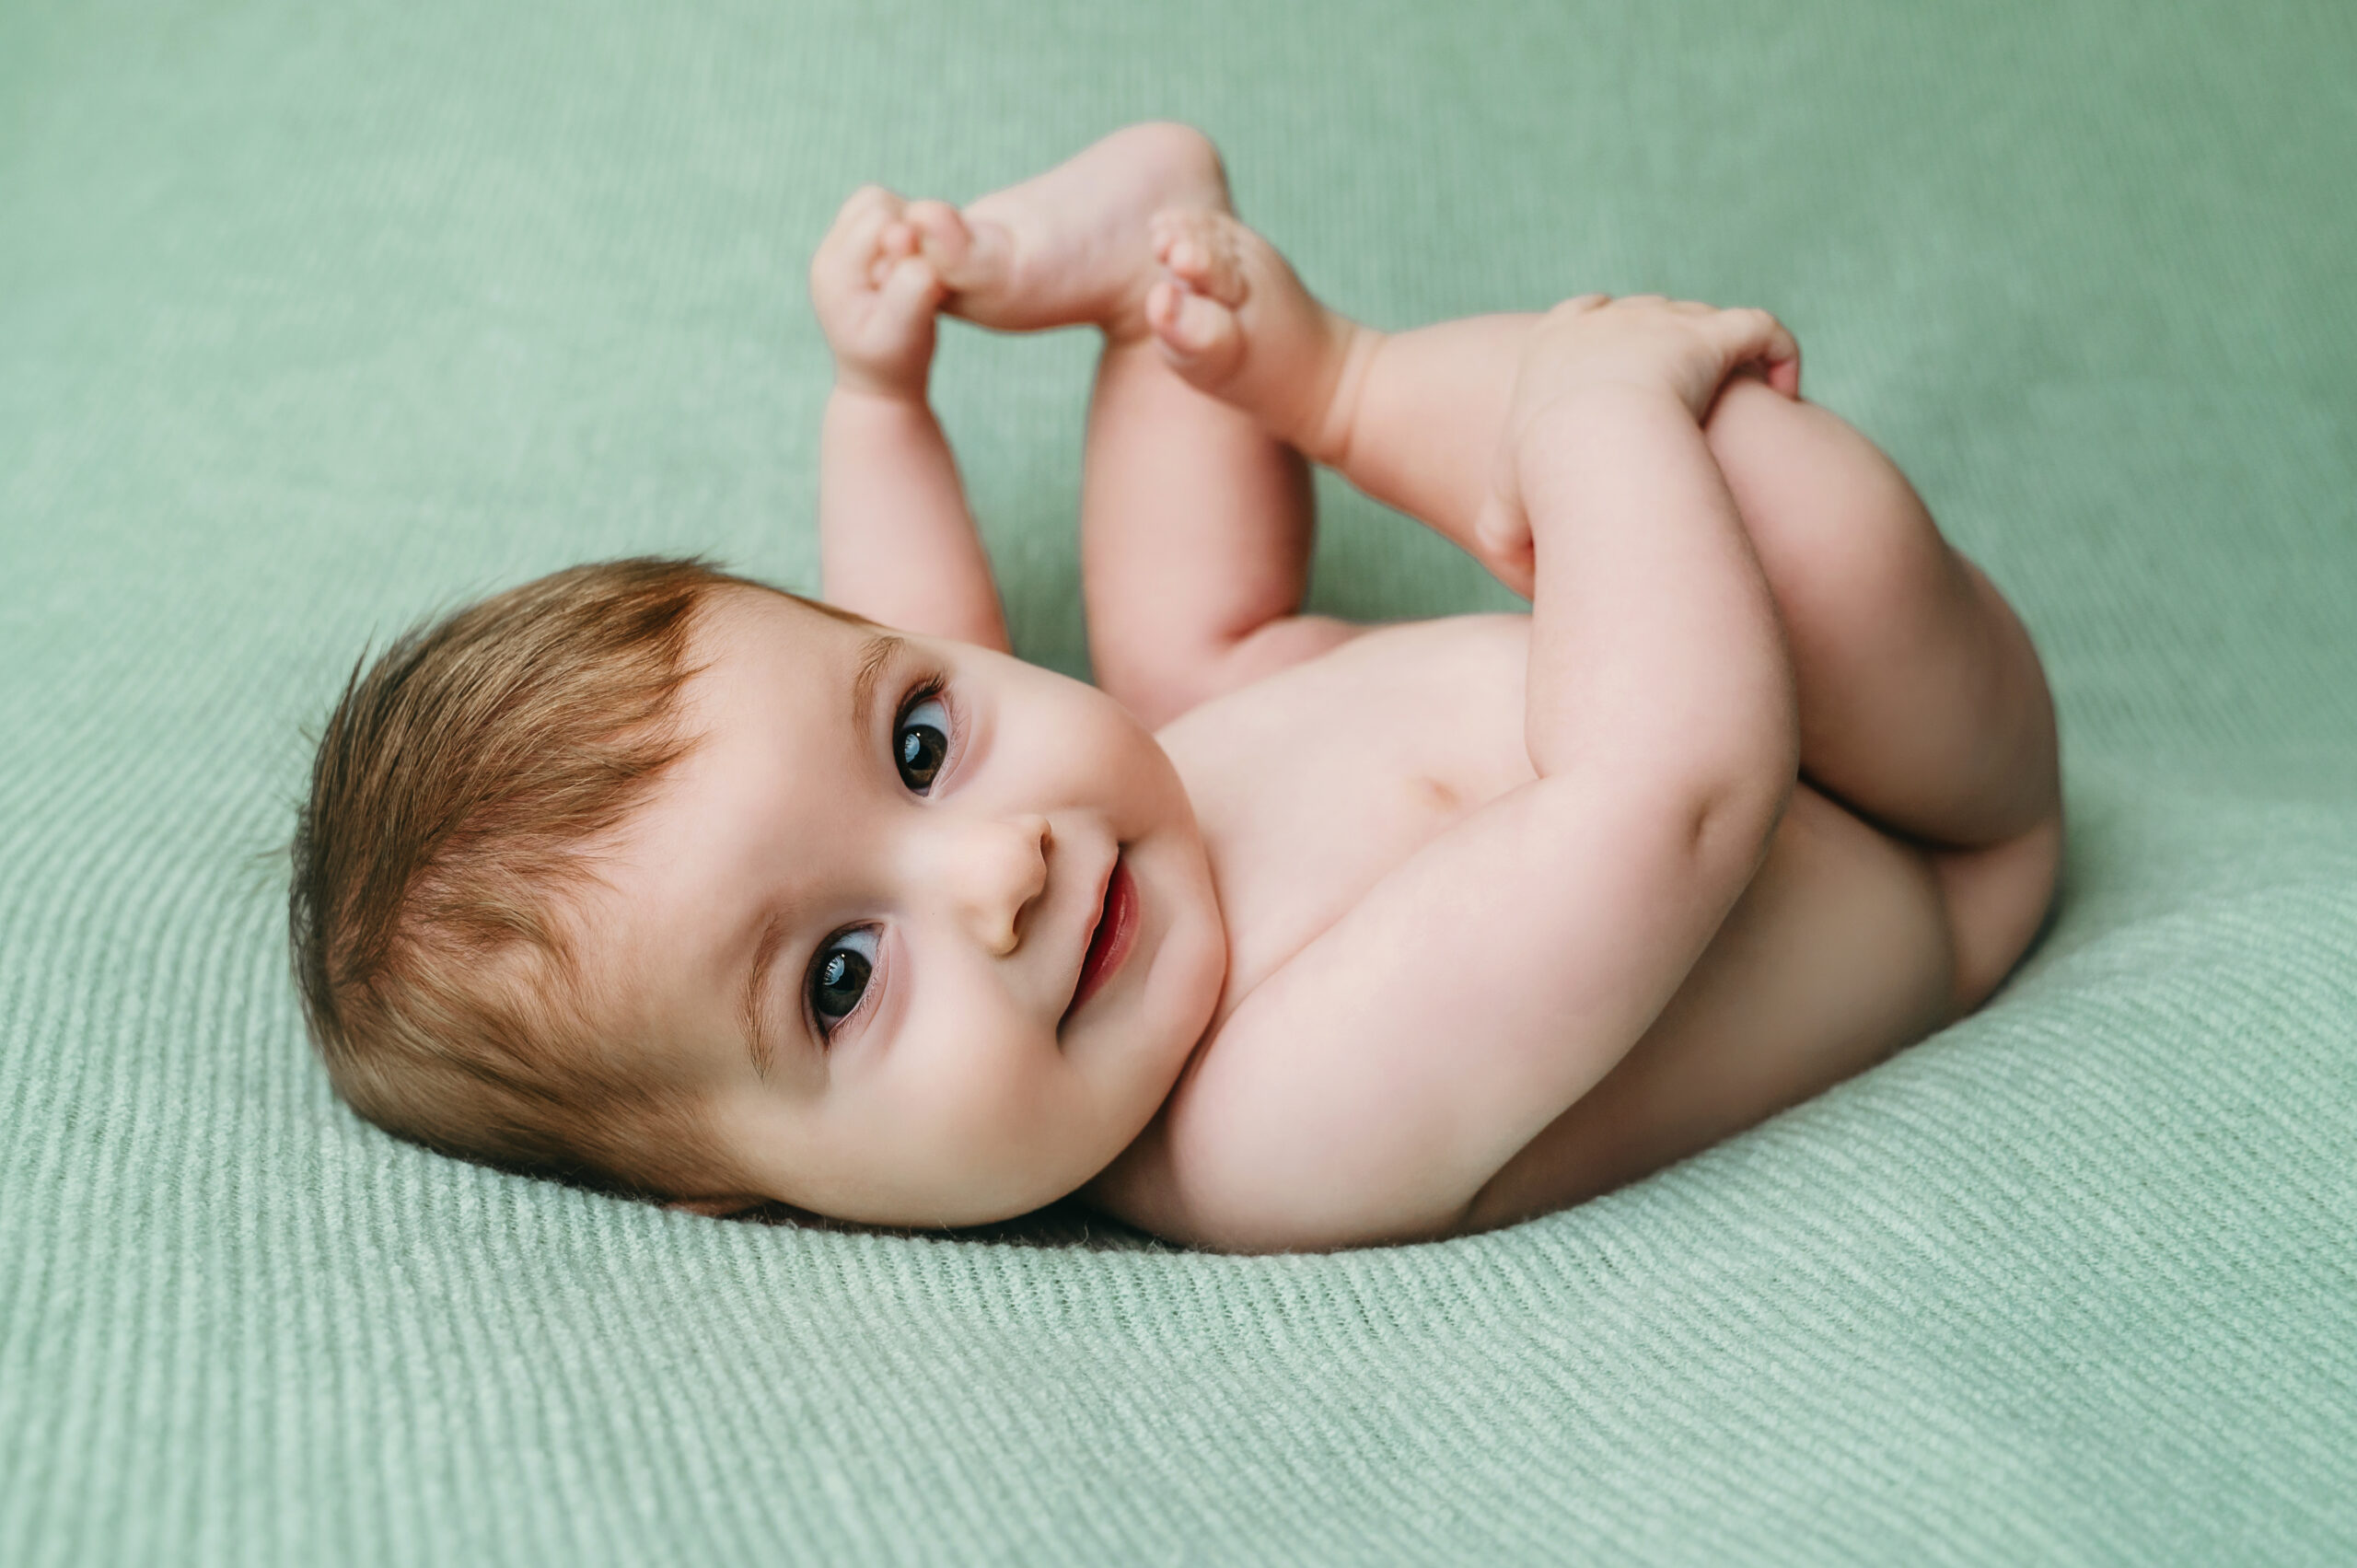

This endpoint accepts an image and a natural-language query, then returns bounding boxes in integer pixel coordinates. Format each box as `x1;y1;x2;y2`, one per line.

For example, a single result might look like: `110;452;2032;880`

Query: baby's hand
810;185;951;399
1508;293;1799;429
1472;295;1801;595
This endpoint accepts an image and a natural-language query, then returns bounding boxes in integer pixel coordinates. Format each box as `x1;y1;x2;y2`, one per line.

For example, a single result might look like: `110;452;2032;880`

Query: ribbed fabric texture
4;0;2353;1562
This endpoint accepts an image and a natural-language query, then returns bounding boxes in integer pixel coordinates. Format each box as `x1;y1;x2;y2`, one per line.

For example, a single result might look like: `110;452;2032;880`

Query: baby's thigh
1463;784;1954;1230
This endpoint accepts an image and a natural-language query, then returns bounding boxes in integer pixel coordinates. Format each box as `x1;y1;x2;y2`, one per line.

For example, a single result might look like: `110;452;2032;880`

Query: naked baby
291;123;2062;1252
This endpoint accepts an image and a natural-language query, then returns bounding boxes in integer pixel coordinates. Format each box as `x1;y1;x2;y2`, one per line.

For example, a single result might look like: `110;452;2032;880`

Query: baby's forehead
688;588;919;740
576;589;881;1007
692;582;866;667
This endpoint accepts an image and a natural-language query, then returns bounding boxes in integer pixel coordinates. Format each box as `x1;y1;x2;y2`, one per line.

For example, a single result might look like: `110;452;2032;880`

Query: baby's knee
1705;379;1954;633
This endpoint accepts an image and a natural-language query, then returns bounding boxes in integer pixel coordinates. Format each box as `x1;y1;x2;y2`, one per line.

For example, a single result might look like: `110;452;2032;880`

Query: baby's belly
1157;614;1537;1031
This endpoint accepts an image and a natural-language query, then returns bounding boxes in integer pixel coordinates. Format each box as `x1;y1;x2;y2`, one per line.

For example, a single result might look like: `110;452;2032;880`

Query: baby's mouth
1062;852;1138;1029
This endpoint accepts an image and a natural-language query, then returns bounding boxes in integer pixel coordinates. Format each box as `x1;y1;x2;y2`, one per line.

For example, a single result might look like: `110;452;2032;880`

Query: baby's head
292;559;1226;1226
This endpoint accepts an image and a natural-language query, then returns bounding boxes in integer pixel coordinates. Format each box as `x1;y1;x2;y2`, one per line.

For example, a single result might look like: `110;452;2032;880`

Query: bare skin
732;122;2063;1249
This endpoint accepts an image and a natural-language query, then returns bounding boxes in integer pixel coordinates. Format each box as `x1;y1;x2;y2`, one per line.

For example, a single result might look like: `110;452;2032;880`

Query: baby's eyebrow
740;911;791;1078
849;632;905;737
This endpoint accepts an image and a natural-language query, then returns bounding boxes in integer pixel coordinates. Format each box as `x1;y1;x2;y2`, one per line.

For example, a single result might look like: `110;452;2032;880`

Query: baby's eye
807;926;879;1034
894;691;950;795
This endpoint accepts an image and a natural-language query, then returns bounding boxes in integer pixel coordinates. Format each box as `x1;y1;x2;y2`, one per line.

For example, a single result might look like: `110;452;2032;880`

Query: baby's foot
1144;208;1365;463
890;122;1233;337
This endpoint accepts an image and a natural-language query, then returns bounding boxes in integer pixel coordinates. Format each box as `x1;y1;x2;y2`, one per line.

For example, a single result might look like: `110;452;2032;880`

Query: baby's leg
1153;216;2061;1013
894;123;1356;726
1076;321;1361;727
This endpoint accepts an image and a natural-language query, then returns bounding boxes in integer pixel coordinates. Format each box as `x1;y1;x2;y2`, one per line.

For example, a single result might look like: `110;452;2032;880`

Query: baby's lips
1066;853;1139;1026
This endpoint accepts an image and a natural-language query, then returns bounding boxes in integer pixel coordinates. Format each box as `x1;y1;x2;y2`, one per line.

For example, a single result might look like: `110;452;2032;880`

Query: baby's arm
810;187;1010;651
1154;299;1803;1253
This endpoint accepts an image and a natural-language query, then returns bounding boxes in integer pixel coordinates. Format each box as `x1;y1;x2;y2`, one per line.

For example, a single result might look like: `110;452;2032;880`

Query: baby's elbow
1567;670;1798;875
1713;652;1803;838
1689;748;1797;875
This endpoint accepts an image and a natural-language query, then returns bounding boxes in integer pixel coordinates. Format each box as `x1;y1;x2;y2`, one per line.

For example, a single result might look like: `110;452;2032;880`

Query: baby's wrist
1520;377;1686;429
830;361;932;405
1510;386;1689;517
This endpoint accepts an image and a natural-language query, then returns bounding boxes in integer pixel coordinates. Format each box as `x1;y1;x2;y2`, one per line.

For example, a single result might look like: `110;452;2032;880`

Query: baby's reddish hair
290;557;786;1198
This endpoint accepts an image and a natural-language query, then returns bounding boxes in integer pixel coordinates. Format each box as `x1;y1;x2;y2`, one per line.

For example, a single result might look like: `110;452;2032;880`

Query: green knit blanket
4;0;2351;1561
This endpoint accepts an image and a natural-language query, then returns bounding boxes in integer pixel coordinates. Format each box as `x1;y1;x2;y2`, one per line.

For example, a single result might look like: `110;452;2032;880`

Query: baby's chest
1159;615;1536;1028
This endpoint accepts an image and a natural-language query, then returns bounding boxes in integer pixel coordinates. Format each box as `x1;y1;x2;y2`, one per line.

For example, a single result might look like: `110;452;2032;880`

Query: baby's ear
667;1195;760;1219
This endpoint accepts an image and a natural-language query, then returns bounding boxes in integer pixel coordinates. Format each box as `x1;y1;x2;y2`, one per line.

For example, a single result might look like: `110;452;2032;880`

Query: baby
291;123;2061;1252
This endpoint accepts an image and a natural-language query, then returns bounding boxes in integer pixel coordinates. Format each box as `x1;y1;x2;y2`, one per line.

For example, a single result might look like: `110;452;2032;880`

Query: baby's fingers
813;185;904;296
874;252;946;322
1717;307;1801;399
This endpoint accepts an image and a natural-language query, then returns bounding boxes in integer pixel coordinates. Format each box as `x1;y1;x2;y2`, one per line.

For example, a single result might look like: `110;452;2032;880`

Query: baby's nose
934;814;1051;956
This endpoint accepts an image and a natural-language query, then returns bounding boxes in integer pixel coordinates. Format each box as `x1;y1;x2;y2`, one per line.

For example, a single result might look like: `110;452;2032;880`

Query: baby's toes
904;200;981;285
1150;210;1249;309
1145;275;1243;383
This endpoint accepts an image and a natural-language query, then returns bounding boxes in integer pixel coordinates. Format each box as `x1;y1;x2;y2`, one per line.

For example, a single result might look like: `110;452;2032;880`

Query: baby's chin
743;1048;1191;1233
975;1035;1208;1227
909;1005;1219;1231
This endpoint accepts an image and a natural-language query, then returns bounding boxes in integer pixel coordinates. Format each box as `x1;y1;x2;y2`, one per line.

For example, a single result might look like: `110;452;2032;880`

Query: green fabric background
4;0;2353;1562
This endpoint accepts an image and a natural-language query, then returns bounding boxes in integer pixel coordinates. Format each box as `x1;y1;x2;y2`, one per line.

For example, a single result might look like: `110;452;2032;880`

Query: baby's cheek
903;1006;1063;1159
897;1023;1101;1218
